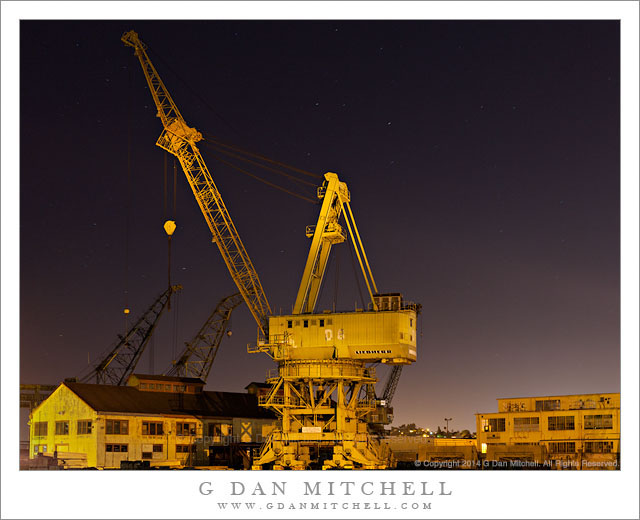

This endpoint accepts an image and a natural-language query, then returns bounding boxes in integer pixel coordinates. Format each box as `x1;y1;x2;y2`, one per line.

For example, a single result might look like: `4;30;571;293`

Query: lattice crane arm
79;285;182;385
164;292;244;381
382;365;403;404
122;30;271;336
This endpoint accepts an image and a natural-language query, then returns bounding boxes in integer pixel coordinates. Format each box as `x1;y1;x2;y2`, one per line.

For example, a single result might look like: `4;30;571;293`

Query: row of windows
548;441;615;454
548;441;576;454
106;444;194;455
105;444;128;453
482;414;614;433
513;417;540;432
548;416;575;431
34;420;92;437
139;383;192;392
34;420;201;436
584;441;614;453
287;318;331;328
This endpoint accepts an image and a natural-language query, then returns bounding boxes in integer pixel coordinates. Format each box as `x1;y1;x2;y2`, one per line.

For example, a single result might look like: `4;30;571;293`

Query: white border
2;2;638;519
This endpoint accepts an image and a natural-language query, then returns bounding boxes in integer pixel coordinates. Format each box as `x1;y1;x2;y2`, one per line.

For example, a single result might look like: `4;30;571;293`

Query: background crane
77;285;182;385
164;293;243;380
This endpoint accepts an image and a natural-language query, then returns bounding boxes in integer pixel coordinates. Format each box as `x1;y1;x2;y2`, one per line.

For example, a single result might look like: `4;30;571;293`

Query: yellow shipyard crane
123;30;420;469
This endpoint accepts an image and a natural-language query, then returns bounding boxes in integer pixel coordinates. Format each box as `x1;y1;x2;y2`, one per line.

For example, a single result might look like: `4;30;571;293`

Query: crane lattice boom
122;30;271;336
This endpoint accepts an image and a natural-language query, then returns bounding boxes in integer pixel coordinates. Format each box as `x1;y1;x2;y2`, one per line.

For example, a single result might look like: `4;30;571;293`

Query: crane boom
79;285;182;385
122;31;271;336
164;293;244;380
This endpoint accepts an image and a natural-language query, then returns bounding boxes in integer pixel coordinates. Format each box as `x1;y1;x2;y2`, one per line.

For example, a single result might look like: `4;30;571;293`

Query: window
176;445;195;453
105;444;128;453
536;399;561;411
176;422;196;436
77;420;92;435
165;384;171;391
326;319;332;325
319;319;324;327
482;418;505;432
208;423;232;439
55;421;69;435
106;419;129;435
287;320;292;328
303;320;309;328
548;442;575;454
149;383;156;390
34;422;48;437
548;416;575;431
152;444;163;452
513;417;540;432
33;444;47;454
142;421;163;435
173;385;186;392
142;452;152;459
584;414;613;430
410;318;413;327
140;383;147;389
584;441;613;454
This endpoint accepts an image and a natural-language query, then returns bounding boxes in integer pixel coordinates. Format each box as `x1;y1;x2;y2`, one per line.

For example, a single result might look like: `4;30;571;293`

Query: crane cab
265;294;419;364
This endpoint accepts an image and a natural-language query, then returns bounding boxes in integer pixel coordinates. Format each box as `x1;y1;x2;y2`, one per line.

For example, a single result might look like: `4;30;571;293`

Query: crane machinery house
266;293;418;363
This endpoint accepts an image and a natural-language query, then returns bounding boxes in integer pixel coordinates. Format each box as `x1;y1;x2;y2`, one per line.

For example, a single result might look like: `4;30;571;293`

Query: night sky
19;20;620;433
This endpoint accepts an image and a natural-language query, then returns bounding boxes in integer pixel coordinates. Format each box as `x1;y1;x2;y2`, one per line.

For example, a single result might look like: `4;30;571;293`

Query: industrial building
476;392;620;469
28;374;276;469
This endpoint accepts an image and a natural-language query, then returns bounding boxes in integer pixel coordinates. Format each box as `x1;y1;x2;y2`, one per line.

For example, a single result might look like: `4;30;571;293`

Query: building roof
244;382;271;389
128;374;205;384
65;382;275;419
496;392;620;400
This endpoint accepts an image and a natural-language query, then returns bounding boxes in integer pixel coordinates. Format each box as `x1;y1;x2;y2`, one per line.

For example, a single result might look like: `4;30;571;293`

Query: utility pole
444;417;452;434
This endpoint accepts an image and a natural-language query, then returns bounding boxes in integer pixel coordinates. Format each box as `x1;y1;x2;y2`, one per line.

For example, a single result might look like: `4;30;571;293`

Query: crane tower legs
251;359;393;469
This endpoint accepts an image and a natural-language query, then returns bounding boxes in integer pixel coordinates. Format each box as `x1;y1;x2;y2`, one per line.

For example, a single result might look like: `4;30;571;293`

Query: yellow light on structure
481;443;488;454
124;308;130;314
164;220;177;236
422;433;427;437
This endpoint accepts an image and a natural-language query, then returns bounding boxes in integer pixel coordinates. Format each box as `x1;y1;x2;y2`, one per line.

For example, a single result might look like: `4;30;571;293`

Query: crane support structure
80;285;182;385
293;172;378;314
122;31;271;337
164;293;243;380
124;31;421;470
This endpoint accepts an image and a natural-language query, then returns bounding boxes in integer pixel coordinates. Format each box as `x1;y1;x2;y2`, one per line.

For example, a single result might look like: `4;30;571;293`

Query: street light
444;417;452;434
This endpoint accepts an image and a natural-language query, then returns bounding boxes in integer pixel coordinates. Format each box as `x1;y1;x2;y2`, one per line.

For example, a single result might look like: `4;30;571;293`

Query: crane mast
121;31;271;337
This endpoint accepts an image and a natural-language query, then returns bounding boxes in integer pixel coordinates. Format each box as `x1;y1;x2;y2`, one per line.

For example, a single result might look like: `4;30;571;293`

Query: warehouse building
476;392;620;469
28;374;276;469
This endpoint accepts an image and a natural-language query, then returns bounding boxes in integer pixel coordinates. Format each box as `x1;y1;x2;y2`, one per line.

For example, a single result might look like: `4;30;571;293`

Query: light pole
444;418;452;434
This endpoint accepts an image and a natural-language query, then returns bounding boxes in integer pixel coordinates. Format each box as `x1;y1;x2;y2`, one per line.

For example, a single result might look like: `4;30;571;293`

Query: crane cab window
287;320;292;329
303;320;309;328
319;319;325;327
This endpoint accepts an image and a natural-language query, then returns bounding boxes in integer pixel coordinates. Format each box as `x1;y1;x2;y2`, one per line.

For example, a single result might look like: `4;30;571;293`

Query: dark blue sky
20;20;619;432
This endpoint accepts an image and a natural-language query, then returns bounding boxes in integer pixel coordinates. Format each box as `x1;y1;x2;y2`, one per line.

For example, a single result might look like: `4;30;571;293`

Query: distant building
476;392;620;470
27;374;276;469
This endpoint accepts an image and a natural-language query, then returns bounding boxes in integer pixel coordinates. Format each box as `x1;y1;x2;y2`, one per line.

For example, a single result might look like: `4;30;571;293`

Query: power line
203;147;317;204
204;133;321;180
